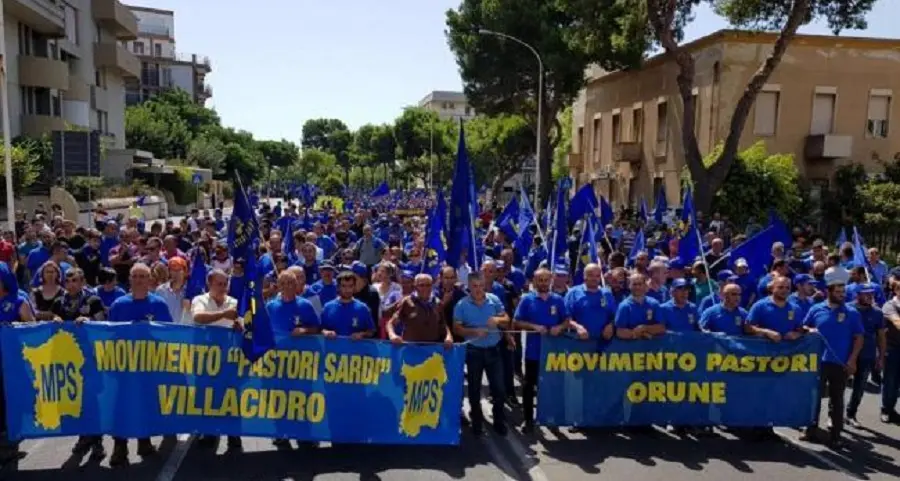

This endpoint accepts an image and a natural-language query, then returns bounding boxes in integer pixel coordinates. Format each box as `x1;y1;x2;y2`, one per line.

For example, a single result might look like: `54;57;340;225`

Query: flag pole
0;10;15;231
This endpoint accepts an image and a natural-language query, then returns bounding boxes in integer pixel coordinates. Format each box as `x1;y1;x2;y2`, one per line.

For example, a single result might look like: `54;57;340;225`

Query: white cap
824;266;850;287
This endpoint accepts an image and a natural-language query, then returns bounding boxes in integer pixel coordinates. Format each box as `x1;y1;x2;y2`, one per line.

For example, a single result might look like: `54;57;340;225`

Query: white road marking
463;398;519;480
155;434;195;481
774;429;862;480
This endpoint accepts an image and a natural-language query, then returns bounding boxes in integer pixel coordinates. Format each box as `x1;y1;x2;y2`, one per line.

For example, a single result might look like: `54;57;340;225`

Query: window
810;92;836;135
134;42;144;54
612;113;621;143
576;126;584;153
692;93;700;136
632;108;643;142
95;70;107;88
753;91;780;136
656;102;668;142
162;68;172;87
867;94;890;138
18;23;32;55
652;177;664;206
154;43;162;57
96;110;109;134
592;117;601;163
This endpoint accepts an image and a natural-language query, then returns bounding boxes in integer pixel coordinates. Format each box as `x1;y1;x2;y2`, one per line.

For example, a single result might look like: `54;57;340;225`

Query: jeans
847;358;875;418
465;344;506;427
882;347;900;414
500;335;515;396
522;359;539;424
811;363;847;440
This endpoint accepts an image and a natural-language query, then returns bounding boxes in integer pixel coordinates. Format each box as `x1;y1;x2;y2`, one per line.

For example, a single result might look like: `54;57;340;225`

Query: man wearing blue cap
551;263;570;296
350;261;380;321
801;266;864;446
660;279;699;334
846;282;886;426
789;274;816;322
310;262;338;305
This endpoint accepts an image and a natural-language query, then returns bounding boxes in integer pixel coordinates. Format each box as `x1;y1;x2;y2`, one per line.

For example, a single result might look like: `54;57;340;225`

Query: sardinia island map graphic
399;353;448;437
22;330;86;430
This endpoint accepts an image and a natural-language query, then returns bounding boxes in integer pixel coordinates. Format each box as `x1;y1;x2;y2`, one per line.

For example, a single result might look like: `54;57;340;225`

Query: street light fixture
477;28;544;208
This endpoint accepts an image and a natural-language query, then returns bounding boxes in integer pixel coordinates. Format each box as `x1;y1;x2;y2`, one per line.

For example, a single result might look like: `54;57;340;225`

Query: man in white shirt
190;269;242;452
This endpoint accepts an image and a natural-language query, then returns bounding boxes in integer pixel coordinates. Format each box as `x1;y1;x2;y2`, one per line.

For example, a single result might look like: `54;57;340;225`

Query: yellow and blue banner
1;322;465;444
538;333;822;427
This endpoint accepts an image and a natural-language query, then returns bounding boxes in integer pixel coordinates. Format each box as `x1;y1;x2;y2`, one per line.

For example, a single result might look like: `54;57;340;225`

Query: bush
168;166;199;205
65;177;105;202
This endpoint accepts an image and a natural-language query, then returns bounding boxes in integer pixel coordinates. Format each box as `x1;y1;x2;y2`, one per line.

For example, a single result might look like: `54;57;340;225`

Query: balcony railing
137;22;171;37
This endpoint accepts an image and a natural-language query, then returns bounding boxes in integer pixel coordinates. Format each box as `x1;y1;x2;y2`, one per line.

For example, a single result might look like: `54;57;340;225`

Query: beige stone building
568;29;900;208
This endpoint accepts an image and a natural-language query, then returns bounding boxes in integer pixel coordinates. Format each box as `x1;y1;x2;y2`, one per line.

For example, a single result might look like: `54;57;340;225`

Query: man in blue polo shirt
320;271;375;339
453;272;510;436
746;275;804;342
564;263;616;341
802;266;864;447
846;282;886;427
514;267;569;433
615;273;665;340
660;279;700;333
700;283;749;336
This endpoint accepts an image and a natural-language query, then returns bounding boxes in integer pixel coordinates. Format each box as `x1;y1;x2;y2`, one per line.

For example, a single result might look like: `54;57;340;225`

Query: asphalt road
5;382;900;481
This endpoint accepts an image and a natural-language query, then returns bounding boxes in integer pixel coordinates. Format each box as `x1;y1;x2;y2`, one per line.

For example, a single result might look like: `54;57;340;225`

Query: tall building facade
123;5;211;106
3;0;138;149
418;90;475;121
569;29;900;208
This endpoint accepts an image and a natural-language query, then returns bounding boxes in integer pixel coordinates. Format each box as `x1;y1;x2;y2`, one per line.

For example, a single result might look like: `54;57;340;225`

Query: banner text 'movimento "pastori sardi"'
545;351;818;374
93;340;393;386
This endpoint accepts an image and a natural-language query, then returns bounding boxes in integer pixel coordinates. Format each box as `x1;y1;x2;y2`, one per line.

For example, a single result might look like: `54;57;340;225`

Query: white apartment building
3;0;138;149
123;5;211;106
418;90;475;121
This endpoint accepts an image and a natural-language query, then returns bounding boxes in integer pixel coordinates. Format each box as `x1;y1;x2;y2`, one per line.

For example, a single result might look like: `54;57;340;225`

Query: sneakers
881;411;900;424
846;417;862;428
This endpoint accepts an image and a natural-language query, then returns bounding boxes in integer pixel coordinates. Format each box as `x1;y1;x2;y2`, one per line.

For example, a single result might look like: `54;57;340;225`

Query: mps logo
22;330;85;430
399;353;447;437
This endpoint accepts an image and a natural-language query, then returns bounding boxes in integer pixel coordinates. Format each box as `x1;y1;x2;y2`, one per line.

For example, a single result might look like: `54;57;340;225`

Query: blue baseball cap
793;274;813;285
716;270;735;282
350;261;368;276
319;261;336;271
400;270;415;280
858;283;877;294
670;278;690;289
553;265;570;276
668;258;687;270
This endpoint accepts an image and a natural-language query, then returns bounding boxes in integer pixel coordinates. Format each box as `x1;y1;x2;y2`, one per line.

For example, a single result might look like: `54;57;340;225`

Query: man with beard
801;267;864;447
514;268;569;433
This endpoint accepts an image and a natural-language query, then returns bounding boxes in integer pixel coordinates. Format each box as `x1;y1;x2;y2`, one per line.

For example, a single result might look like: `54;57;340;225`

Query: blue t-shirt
647;286;670;304
108;293;173;323
266;296;320;338
849;302;884;361
788;294;815;323
310;280;338;305
699;304;748;336
452;294;504;348
747;297;802;335
563;285;617;338
514;292;568;361
96;285;127;309
320;298;375;336
698;293;721;315
614;296;661;330
659;301;699;333
803;302;864;365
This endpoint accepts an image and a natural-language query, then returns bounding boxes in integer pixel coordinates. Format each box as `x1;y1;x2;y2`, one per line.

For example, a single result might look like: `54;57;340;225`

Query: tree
466;114;535;197
0;141;42;199
297;149;342;185
553;105;573;182
256;139;300;168
125;102;191;160
393;108;454;187
690;141;802;226
640;0;876;212
301;118;352;184
186;135;226;176
446;0;643;204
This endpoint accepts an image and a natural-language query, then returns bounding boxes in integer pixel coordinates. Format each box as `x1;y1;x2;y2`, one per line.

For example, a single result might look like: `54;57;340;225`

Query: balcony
18;55;68;90
66;75;90;102
568;153;583;169
94;42;140;79
90;85;108;111
612;141;643;163
805;134;853;160
91;0;138;40
6;0;65;36
21;114;66;137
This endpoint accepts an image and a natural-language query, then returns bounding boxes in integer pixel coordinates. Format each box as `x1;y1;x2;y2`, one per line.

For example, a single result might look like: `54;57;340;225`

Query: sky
133;0;899;143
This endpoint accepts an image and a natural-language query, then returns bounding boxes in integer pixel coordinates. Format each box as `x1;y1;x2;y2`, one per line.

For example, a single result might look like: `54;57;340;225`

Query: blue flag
569;184;598;224
514;183;536;254
229;181;274;362
184;248;208;300
653;185;667;225
638;197;649;223
424;191;447;273
852;226;867;268
370;181;389;197
628;229;646;265
551;178;568;270
599;196;615;228
677;188;700;263
447;123;478;270
729;226;777;278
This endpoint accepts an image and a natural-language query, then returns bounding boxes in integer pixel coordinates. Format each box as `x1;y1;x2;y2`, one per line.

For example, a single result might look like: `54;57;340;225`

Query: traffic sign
192;173;203;185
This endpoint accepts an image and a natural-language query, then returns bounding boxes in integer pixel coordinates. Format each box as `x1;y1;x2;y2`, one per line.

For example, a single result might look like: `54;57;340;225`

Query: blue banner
1;322;465;444
538;332;822;427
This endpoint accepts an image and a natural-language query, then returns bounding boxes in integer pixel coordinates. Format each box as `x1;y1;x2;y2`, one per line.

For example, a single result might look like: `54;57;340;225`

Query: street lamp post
478;28;543;209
